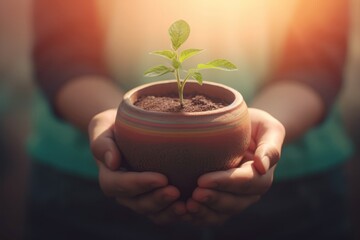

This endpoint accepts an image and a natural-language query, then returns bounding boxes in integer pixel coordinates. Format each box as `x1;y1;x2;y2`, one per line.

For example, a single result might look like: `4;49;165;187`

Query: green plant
144;19;238;107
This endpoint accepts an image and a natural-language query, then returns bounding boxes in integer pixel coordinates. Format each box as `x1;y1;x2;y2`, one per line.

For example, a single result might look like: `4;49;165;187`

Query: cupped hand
88;109;187;225
186;108;285;226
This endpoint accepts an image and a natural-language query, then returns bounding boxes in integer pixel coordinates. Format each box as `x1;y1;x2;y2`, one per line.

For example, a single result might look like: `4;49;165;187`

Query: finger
186;199;228;226
117;185;180;215
197;161;274;195
147;201;187;225
191;187;260;214
250;109;285;174
89;109;121;170
98;161;168;197
253;142;281;175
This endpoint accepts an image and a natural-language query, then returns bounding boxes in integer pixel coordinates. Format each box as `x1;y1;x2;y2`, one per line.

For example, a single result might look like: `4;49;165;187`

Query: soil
134;94;229;113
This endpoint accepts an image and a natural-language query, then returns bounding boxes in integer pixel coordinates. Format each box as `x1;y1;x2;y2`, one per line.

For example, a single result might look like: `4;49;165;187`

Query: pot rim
122;80;244;117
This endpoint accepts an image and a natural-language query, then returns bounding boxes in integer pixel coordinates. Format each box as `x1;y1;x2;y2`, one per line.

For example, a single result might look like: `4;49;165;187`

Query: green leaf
172;58;181;69
191;72;203;85
144;65;173;77
187;69;203;85
179;49;204;63
197;59;238;71
168;20;190;51
150;50;176;60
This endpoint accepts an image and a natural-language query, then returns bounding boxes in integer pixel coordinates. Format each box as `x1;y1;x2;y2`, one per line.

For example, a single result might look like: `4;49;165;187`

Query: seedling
144;19;238;107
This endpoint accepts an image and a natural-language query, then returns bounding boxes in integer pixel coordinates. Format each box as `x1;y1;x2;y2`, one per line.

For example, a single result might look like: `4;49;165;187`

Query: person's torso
28;0;354;180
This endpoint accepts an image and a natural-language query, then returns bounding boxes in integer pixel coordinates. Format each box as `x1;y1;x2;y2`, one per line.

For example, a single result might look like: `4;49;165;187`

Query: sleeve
273;0;349;112
32;0;110;107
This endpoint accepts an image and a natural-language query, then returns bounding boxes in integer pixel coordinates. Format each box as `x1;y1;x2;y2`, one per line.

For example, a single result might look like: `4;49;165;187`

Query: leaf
191;71;203;85
150;50;176;60
187;69;203;85
172;58;181;69
144;65;173;77
197;59;238;71
168;19;190;51
179;49;204;63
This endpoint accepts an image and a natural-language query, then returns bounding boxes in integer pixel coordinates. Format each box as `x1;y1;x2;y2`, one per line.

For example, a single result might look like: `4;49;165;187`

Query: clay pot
115;80;251;199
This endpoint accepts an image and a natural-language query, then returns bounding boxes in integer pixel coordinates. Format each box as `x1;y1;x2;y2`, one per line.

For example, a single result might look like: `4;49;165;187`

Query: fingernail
262;156;270;171
104;151;112;167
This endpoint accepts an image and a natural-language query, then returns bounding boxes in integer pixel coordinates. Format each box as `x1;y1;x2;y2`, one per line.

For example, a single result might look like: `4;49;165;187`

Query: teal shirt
27;92;354;182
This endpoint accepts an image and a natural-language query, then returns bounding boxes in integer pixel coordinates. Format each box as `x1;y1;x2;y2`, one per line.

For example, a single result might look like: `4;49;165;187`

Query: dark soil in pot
134;94;229;113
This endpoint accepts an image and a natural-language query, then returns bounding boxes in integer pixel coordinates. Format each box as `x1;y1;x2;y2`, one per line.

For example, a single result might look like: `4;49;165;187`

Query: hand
88;109;187;225
186;108;285;226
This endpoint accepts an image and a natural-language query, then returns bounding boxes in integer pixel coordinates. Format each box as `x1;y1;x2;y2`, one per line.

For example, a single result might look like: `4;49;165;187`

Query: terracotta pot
115;80;251;199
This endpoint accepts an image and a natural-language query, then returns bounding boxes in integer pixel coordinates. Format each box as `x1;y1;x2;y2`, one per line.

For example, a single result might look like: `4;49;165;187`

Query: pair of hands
88;108;285;226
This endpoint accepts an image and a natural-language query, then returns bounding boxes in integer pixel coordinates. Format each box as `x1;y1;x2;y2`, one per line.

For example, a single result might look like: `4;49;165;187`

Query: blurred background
0;0;32;239
341;1;360;240
0;0;359;239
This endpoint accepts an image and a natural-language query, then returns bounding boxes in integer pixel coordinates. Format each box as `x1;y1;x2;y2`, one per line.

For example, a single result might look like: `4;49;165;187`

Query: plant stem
179;83;186;107
174;51;184;107
179;87;184;107
179;73;191;106
174;68;183;107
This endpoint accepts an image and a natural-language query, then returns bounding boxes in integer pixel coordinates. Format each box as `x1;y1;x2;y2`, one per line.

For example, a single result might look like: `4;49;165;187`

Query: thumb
248;109;285;175
89;109;121;170
253;143;280;175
